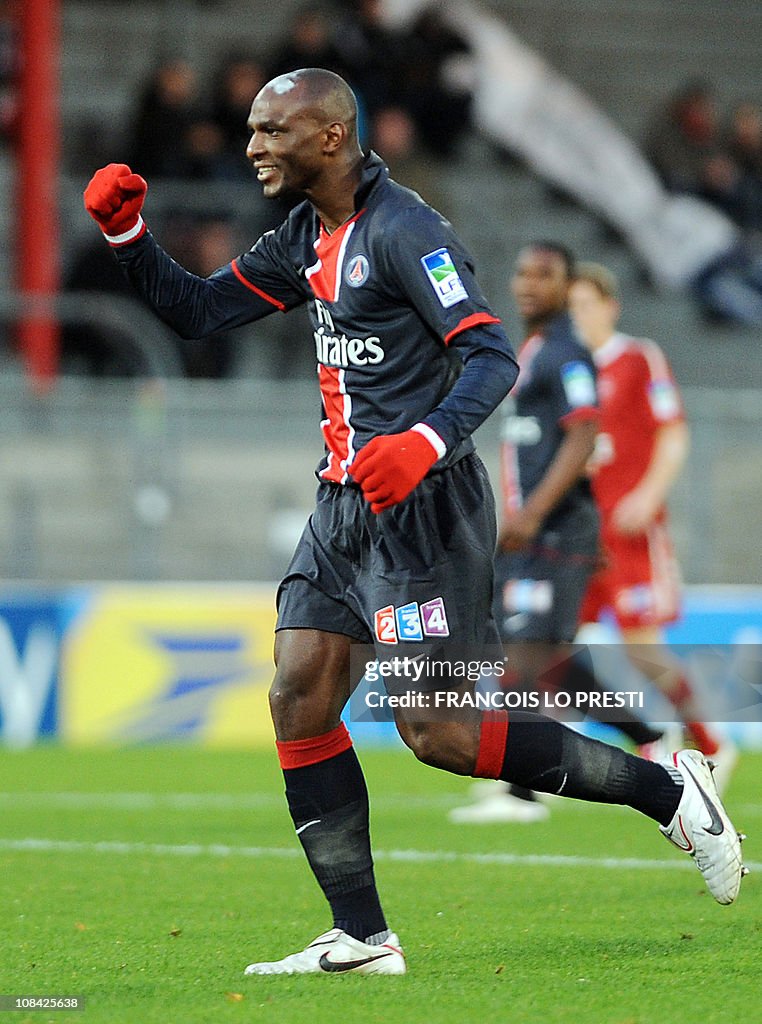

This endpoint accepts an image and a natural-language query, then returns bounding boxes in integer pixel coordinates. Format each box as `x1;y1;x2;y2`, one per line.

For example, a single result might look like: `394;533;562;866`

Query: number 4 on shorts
421;597;449;637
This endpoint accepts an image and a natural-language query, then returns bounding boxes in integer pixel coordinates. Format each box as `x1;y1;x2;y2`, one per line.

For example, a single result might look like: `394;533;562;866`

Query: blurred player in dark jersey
570;261;737;792
84;70;745;975
451;243;667;824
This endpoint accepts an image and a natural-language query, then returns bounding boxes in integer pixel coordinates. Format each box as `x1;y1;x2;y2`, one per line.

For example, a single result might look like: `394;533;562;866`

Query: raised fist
84;163;148;239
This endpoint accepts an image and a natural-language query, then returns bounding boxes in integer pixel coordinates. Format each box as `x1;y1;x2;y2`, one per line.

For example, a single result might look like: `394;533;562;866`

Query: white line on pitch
0;837;757;873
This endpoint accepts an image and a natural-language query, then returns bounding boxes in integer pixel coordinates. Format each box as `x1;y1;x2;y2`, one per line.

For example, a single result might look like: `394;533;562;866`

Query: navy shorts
493;500;600;643
277;453;500;654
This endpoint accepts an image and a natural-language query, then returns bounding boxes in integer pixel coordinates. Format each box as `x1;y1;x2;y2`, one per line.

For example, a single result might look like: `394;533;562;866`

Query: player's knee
269;632;350;737
397;720;436;766
396;718;472;775
268;662;311;720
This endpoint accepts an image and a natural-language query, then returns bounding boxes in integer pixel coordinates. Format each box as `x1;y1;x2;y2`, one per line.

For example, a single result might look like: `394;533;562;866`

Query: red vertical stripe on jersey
306;212;364;302
308;213;365;479
319;365;352;483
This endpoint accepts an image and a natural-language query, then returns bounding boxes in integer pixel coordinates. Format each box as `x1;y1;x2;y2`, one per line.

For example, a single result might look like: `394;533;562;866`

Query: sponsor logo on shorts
345;254;369;287
374;606;398;645
395;602;423;641
373;598;450;643
420;597;449;637
420;248;468;308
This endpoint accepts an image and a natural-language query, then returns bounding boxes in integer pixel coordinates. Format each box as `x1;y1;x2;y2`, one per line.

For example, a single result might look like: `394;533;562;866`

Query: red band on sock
276;722;353;770
473;711;509;778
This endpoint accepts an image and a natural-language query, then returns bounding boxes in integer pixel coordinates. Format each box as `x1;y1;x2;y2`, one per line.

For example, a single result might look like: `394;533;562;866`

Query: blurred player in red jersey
569;262;737;791
451;243;670;825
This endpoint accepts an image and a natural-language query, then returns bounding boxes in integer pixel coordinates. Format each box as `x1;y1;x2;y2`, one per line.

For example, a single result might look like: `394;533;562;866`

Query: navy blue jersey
113;152;518;482
499;312;598;525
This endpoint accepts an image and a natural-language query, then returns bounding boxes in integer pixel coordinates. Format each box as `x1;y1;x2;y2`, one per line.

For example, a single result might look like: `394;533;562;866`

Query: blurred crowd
59;0;475;377
116;0;473;184
646;80;762;234
4;1;762;376
644;80;762;327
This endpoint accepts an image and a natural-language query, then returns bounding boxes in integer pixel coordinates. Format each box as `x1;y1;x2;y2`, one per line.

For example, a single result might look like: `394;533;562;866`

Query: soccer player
450;243;665;825
84;69;745;976
569;262;737;790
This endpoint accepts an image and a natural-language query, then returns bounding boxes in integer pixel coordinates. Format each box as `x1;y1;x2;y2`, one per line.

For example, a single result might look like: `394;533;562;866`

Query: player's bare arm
499;417;598;551
612;419;689;535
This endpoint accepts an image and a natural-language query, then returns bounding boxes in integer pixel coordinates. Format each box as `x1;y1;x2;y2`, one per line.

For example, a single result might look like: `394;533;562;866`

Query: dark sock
545;648;664;746
281;739;387;943
495;710;683;826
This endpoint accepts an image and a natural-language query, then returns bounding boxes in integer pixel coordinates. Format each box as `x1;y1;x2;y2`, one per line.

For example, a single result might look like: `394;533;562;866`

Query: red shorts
580;519;682;630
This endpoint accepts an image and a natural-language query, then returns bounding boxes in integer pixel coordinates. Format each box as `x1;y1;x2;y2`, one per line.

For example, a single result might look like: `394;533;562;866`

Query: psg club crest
345;254;370;287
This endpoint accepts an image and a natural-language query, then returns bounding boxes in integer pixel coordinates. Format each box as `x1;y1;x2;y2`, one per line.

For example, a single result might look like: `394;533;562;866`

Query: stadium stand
51;0;762;383
0;0;760;584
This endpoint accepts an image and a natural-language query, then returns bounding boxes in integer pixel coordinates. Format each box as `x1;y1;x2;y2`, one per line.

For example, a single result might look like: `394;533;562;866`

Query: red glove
349;425;444;513
84;163;148;242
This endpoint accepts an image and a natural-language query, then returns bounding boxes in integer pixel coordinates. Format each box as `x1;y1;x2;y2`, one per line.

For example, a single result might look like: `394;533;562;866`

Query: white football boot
659;749;747;905
244;928;406;976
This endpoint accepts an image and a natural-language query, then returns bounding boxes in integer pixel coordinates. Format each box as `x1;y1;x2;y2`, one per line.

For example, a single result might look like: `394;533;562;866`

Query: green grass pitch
0;744;758;1024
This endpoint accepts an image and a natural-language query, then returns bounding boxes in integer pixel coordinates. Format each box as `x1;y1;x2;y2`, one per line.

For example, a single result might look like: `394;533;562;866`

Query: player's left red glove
349;425;444;513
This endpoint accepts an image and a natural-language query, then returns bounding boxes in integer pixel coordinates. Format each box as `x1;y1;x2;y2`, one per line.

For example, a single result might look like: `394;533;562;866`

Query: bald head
259;68;359;143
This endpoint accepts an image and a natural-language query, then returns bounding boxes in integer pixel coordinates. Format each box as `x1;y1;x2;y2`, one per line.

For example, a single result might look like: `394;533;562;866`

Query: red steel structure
17;0;61;386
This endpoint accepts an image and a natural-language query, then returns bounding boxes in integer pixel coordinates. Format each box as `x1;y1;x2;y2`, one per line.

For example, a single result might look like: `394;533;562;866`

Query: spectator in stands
65;212;237;378
331;0;405;115
369;105;416;163
645;80;743;223
693;239;762;325
184;116;242;181
401;7;474;159
266;5;342;82
129;58;200;177
170;213;238;377
646;81;724;194
726;101;762;230
211;54;267;179
266;1;416;157
367;103;450;211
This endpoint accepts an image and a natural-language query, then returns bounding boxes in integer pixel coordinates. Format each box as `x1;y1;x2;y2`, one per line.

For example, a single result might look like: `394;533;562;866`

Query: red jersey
589;332;684;518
